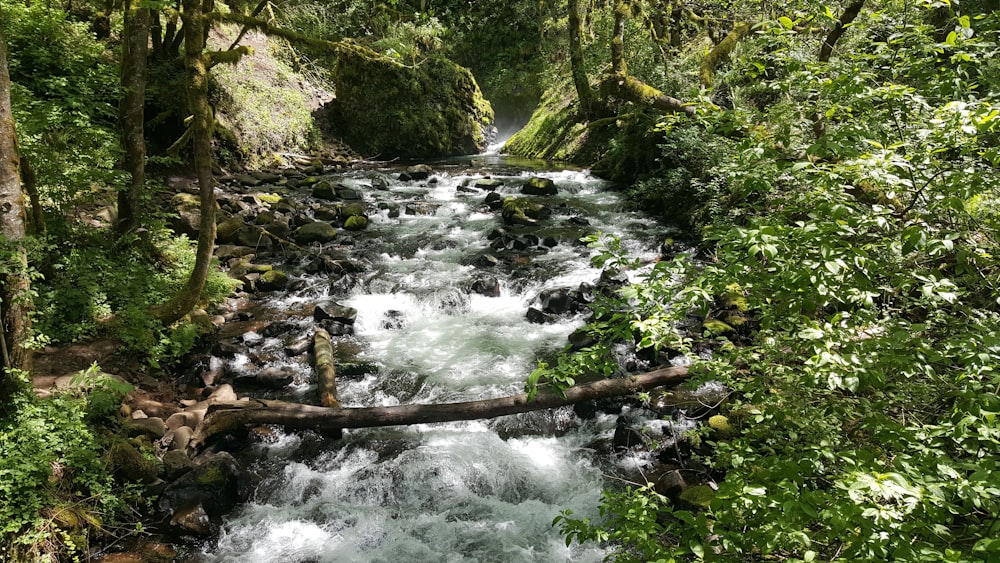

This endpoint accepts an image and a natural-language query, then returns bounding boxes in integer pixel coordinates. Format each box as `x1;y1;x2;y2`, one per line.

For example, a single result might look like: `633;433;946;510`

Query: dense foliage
540;2;1000;560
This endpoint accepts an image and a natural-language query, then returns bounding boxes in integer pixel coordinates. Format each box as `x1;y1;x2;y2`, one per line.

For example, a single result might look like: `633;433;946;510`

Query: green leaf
778;16;794;29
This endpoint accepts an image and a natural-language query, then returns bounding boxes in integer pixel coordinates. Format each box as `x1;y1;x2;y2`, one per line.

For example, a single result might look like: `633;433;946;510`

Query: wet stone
319;319;355;336
313;300;358;324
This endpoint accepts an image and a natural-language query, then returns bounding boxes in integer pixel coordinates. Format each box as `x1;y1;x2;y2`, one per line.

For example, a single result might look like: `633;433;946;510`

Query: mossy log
699;22;752;88
189;366;690;450
600;73;696;117
313;328;338;409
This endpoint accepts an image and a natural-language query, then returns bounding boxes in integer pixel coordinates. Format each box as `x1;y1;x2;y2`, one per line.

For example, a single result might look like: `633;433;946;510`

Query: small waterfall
199;157;667;562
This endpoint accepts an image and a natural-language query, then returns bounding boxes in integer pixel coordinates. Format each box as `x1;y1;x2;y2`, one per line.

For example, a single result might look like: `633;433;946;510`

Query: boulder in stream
294;221;337;244
521;177;558;196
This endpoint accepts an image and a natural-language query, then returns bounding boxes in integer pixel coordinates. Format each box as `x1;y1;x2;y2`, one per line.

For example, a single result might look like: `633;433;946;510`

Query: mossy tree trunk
568;0;597;119
118;0;150;236
597;0;695;117
611;0;628;75
155;0;217;326
0;16;32;409
699;22;752;88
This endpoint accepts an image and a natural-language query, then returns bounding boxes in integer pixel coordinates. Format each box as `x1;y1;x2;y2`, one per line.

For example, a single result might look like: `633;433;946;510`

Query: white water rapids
198;156;671;562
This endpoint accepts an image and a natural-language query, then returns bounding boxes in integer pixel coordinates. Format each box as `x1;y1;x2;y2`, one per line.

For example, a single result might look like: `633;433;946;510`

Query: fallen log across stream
188;366;691;451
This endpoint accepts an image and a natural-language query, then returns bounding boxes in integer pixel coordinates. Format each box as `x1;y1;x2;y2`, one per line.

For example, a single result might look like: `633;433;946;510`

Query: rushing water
197;154;671;562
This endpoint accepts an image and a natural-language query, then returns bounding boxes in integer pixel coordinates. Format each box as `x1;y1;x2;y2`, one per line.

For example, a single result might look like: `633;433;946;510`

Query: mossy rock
722;283;748;311
108;439;160;484
328;41;495;158
708;414;734;437
257;269;289;291
294;221;337;244
257;192;282;204
344;215;369;231
521;177;558;196
339;203;367;218
313;180;337;201
502;197;552;226
703;318;735;335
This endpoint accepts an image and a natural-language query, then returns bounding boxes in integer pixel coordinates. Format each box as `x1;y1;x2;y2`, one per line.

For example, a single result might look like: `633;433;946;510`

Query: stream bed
190;153;681;562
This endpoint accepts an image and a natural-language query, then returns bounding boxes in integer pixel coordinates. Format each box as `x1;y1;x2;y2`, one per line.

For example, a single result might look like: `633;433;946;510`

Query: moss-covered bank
328;41;495;159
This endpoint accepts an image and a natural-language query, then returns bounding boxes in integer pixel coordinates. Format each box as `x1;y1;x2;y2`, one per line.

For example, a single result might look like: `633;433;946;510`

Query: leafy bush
548;4;1000;560
0;383;140;561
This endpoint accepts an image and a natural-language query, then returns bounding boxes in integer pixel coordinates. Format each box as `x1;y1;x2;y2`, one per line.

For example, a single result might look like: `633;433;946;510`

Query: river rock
254;210;276;225
236;366;295;388
522;177;557;196
344;215;368;230
313;300;358;324
160;452;242;523
404;164;433;180
475;178;504;191
471;276;501;297
380;310;406;329
215;216;248;245
284;337;311;356
172;193;204;236
169;503;215;537
526;307;556;324
485;192;503;210
126;417;167;439
319;319;355;336
256;269;289;291
502;197;551;225
294;222;337;244
162;450;194;480
313;180;337;200
261;321;297;338
538;288;575;315
613;417;643;450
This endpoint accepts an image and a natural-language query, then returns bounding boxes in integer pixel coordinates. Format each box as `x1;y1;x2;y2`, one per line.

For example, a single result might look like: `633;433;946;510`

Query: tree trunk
154;0;217;326
0;17;33;409
699;22;752;88
568;0;597;119
118;1;150;236
611;0;628;75
190;367;691;450
819;0;865;63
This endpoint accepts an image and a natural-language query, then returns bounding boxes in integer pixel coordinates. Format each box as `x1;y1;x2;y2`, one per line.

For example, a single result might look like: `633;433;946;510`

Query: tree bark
0;16;33;409
190;366;691;450
611;0;628;75
819;0;865;63
118;0;151;236
154;0;217;326
699;22;752;88
568;0;597;119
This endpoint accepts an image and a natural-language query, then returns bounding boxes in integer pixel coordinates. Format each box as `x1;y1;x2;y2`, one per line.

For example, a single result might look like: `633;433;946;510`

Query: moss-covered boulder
344;215;368;231
329;41;495;158
502;197;552;226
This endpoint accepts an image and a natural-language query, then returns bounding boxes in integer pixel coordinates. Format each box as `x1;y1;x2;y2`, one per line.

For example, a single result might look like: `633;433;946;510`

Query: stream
192;151;682;562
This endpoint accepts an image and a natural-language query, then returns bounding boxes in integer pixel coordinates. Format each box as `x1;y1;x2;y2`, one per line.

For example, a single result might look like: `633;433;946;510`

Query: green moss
344;215;368;230
330;41;494;158
257;193;282;204
703;318;735;335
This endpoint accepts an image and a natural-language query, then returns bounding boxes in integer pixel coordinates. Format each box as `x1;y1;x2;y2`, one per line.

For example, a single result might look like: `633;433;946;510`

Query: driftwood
313;328;339;408
189;366;690;450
